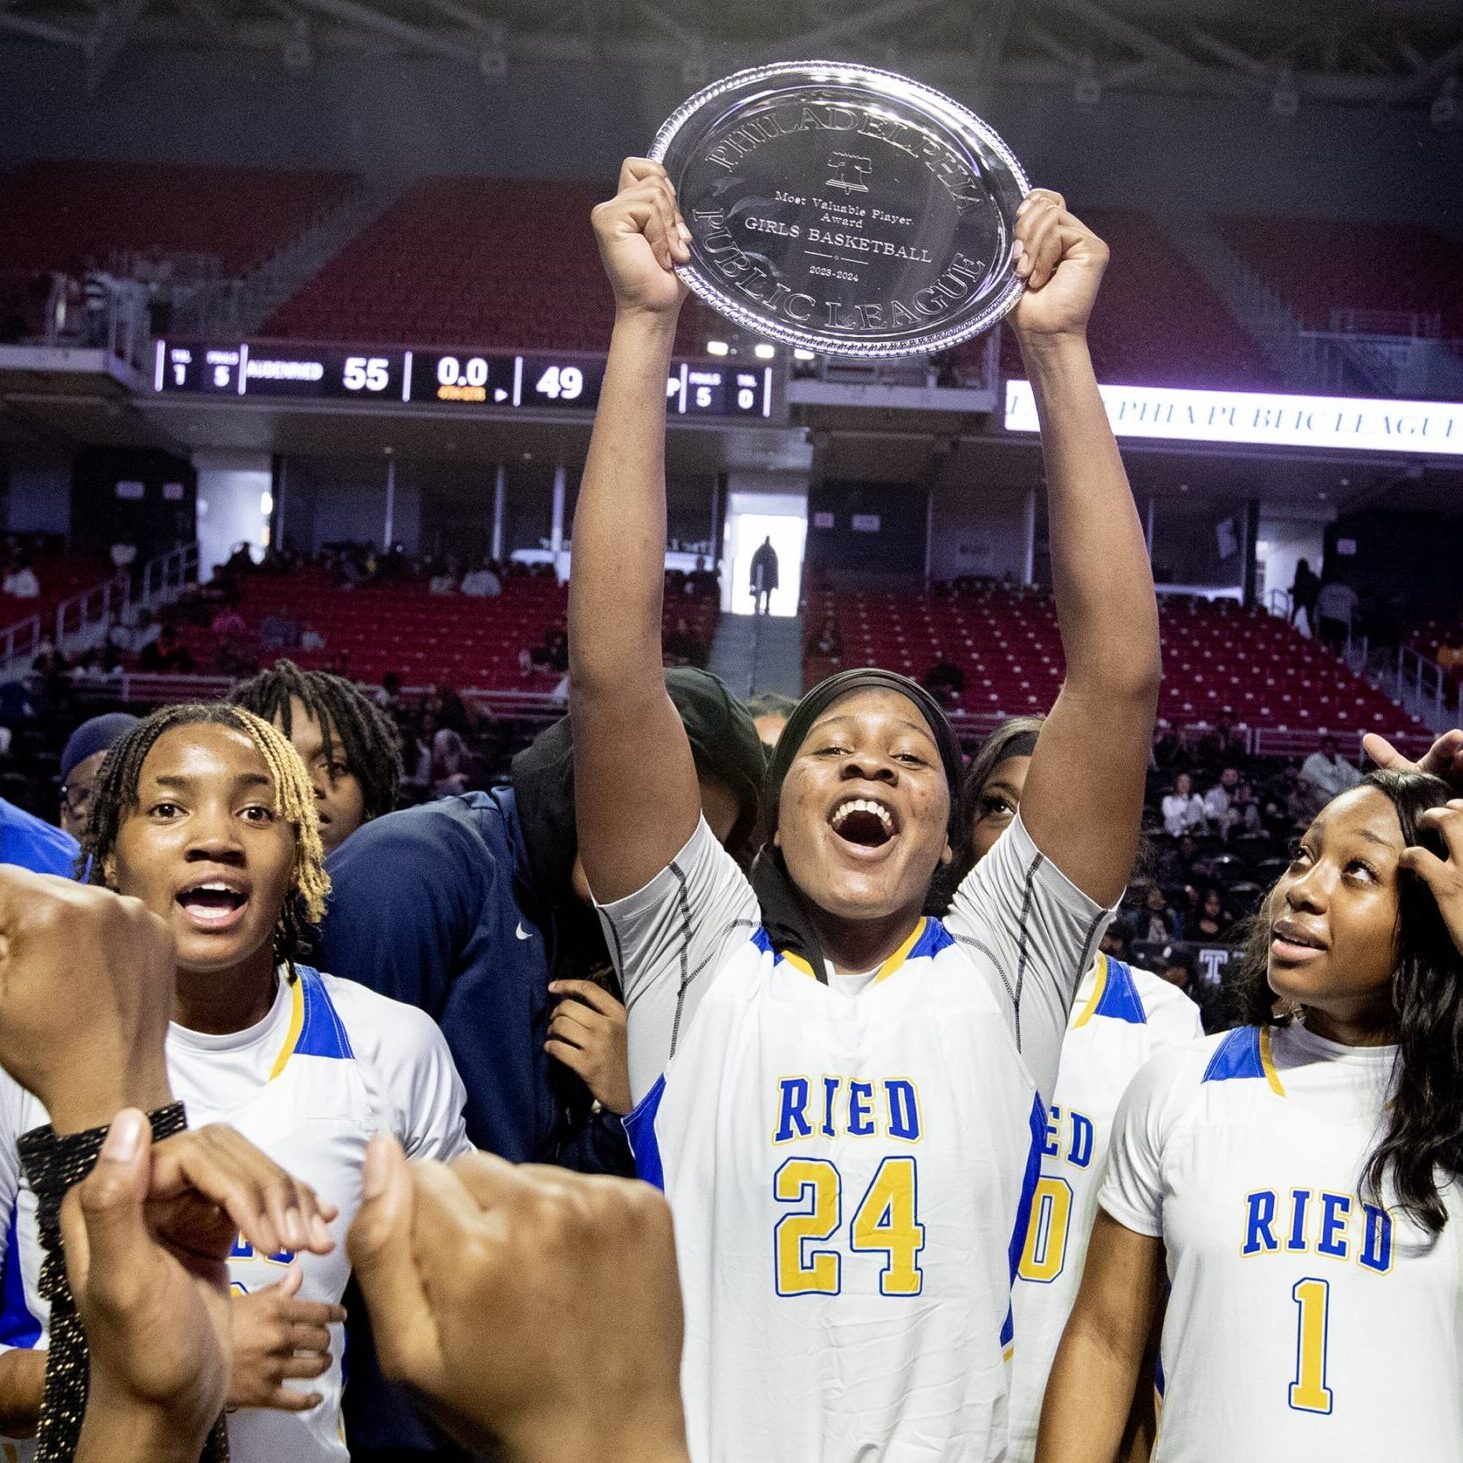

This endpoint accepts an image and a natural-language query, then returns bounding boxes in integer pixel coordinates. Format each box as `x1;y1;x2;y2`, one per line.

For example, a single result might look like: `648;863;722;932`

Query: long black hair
1232;768;1463;1233
230;659;401;821
80;703;330;966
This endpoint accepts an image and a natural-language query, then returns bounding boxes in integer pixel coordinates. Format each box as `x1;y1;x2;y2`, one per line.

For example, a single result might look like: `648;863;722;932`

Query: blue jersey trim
750;926;774;958
1093;957;1148;1025
0;1199;40;1349
909;918;955;962
1202;1026;1265;1084
1002;1092;1047;1350
624;1074;667;1191
293;966;355;1061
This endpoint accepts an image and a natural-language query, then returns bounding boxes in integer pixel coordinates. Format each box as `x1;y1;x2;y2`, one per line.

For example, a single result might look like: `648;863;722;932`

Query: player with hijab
568;158;1161;1460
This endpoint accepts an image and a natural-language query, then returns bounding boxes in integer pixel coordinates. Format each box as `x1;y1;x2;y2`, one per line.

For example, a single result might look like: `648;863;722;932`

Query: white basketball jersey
603;814;1112;1462
1101;1023;1463;1462
0;966;470;1463
1005;955;1203;1461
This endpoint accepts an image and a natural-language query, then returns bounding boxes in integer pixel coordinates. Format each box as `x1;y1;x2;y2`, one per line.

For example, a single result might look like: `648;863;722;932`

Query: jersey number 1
1289;1277;1333;1414
774;1156;924;1297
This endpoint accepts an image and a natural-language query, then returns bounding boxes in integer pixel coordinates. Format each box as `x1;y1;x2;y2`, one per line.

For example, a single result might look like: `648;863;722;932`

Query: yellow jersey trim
1259;1025;1287;1098
776;918;928;986
267;973;305;1082
1071;951;1109;1030
872;918;929;985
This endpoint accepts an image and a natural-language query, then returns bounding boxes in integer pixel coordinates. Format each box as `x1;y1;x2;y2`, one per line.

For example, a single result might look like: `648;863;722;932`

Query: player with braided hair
230;660;401;854
0;702;470;1463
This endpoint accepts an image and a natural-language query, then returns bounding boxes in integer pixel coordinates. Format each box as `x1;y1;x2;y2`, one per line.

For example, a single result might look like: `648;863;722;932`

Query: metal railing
1329;307;1441;340
37;276;151;374
0;543;200;678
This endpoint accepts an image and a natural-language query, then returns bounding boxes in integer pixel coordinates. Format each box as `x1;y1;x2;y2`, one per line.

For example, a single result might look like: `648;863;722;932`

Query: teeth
832;798;894;832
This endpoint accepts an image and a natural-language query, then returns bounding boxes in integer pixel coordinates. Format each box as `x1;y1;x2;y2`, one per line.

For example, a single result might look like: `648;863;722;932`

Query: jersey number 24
773;1156;925;1297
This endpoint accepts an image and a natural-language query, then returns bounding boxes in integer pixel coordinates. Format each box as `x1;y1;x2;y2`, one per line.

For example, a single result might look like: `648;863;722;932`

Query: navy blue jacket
319;789;631;1456
319;787;631;1169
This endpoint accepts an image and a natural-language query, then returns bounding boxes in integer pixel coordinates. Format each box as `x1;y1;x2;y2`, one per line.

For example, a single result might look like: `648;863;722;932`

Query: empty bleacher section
161;565;718;689
988;208;1276;389
0;160;357;278
803;583;1427;742
1217;216;1463;337
264;176;713;355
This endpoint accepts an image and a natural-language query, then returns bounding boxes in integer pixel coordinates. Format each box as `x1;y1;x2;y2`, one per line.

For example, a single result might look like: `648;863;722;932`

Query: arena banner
1005;379;1463;457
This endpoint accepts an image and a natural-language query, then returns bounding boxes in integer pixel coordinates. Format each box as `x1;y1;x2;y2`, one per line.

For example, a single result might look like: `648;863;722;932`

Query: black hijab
751;668;964;985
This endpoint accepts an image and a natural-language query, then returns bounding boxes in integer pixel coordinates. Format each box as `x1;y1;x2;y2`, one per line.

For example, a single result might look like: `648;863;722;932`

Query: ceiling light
793;349;817;361
707;340;730;356
754;343;775;360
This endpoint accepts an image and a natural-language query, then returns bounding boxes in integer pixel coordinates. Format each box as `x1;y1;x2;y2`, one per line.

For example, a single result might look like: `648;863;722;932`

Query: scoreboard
154;341;778;420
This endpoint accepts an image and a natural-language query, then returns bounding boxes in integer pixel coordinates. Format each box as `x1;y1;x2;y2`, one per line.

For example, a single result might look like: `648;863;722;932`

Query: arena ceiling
2;0;1460;110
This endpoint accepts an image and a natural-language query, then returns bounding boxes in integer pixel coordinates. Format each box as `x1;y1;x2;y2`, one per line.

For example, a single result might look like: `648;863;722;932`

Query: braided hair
230;659;401;820
79;703;330;963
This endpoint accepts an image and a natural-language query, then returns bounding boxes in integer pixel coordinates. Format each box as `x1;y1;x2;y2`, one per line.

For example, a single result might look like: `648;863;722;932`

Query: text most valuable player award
650;61;1030;359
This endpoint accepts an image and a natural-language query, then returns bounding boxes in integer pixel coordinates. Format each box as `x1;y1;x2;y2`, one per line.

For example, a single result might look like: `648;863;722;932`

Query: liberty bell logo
825;152;872;194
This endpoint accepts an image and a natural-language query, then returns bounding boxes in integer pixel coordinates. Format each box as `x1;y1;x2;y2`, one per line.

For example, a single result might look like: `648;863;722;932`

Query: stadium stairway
174;181;402;338
709;614;803;701
1156;212;1310;387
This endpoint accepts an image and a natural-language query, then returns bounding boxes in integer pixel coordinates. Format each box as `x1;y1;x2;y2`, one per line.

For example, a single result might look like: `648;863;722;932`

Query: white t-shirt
1005;955;1203;1461
601;812;1112;1463
1160;793;1206;837
0;966;471;1463
1100;1022;1463;1462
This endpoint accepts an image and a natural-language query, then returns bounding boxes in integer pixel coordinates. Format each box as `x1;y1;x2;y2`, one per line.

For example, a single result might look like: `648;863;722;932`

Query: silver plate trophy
649;61;1030;359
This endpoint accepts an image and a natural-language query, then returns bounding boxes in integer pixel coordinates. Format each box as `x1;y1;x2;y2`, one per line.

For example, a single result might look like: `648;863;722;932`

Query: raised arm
1009;192;1162;906
570;159;702;903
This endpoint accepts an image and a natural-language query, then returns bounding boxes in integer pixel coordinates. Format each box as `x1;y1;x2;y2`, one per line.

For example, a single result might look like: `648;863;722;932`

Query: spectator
224;542;256;575
529;622;569;675
209;605;246;638
138;624;195;673
1297;733;1362;817
58;712;139;842
109;537;138;574
745;691;796;751
686;556;720;598
428;559;460;595
1201;766;1240;835
1315;575;1359;653
1192;886;1232;942
460;561;502;598
749;535;778;614
806;615;843;661
1438;632;1463;685
1135;883;1184;944
430;728;472;797
1160;771;1207;836
109;605;160;656
922;657;966;708
259;605;300;651
663;615;708;669
30;636;68;681
2;562;39;599
1288;557;1320;633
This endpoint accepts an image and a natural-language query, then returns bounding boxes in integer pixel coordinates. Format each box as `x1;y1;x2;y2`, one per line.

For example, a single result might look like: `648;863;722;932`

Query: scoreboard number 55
343;356;391;392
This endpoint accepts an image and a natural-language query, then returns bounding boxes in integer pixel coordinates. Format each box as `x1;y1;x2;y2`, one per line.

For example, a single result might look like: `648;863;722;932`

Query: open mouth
829;797;898;850
177;881;249;928
1271;919;1326;960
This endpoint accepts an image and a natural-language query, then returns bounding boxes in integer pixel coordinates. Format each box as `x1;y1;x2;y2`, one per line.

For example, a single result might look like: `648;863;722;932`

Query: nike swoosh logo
515;922;533;941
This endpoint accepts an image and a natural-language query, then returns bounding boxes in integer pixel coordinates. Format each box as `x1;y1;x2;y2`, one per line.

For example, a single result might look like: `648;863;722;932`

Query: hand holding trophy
648;61;1031;358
